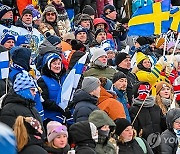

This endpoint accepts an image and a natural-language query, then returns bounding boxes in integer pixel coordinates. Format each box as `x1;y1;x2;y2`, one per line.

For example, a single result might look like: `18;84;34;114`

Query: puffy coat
98;87;126;120
73;89;99;122
44;144;70;154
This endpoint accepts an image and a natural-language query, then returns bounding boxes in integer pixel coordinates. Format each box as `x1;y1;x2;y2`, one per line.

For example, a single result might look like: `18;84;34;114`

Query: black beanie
115;52;130;65
114;118;132;136
112;71;127;83
95;28;107;38
121;17;129;24
82;5;95;16
46;33;61;46
22;9;33;17
136;37;150;46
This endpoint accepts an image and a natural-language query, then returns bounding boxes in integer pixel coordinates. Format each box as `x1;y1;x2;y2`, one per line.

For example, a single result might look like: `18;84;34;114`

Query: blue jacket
113;87;131;122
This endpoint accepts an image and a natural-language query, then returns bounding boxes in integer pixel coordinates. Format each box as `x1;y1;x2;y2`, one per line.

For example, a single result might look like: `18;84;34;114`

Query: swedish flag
128;0;170;36
170;6;180;32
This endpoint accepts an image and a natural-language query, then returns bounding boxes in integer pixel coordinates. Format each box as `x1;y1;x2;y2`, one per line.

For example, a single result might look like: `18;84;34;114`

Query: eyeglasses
46;12;55;16
175;121;180;125
48;125;67;136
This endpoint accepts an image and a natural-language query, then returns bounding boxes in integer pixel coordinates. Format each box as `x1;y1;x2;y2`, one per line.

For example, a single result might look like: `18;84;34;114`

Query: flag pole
172;33;180;56
5;78;8;94
163;30;171;56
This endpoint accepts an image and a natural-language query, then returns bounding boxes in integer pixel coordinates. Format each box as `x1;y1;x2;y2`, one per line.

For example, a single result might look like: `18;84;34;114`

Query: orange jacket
98;87;126;121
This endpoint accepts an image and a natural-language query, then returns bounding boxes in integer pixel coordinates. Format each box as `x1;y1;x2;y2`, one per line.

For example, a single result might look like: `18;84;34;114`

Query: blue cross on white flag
58;52;89;110
0;51;9;79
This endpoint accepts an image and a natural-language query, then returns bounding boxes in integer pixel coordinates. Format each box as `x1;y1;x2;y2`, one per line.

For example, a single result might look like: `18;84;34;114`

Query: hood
93;18;109;31
69;121;94;144
89;110;115;128
2;90;35;108
98;87;115;103
72;89;98;105
133;96;155;108
166;108;180;130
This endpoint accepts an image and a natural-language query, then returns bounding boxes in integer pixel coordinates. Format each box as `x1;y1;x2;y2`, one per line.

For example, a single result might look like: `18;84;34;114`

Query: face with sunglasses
46;11;56;22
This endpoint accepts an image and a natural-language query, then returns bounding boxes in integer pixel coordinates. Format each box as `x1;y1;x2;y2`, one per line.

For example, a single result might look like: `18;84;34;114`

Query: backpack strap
135;137;147;154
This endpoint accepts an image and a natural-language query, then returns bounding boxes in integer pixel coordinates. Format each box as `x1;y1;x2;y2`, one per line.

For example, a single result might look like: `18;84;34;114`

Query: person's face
76;32;87;43
3;39;15;50
173;119;180;130
159;86;171;99
50;59;61;74
96;32;107;43
120;126;133;142
53;134;68;148
34;18;41;25
118;57;131;70
30;88;37;97
135;42;141;48
46;12;56;22
53;0;62;4
22;14;33;25
96;24;105;29
81;20;91;29
56;43;62;50
113;78;127;91
91;86;101;98
1;11;13;19
107;51;115;59
98;55;108;64
142;59;151;69
122;23;128;30
101;125;110;131
107;11;117;20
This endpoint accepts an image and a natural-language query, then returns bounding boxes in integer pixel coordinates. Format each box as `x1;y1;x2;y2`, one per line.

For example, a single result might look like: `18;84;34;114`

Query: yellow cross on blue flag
169;6;180;32
128;0;170;36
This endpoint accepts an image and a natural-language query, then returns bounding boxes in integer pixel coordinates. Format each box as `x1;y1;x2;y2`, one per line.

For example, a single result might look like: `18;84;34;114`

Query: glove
165;55;177;76
157;56;168;69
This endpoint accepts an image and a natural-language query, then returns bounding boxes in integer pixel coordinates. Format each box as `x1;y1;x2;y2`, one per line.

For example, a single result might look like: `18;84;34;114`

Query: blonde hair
13;116;32;152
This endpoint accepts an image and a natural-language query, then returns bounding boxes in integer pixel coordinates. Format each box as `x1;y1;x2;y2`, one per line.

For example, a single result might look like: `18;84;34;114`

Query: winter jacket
113;87;131;122
73;89;99;122
69;121;96;154
98;87;126;120
117;138;154;154
129;96;166;140
116;66;138;105
44;144;70;154
83;64;117;81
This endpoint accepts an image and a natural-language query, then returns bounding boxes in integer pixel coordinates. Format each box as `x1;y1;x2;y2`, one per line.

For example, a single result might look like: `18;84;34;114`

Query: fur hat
115;52;130;65
91;48;107;63
47;121;68;142
82;76;100;93
0;4;12;19
82;5;95;16
42;4;58;22
155;37;165;48
156;81;172;94
103;4;116;15
112;72;127;84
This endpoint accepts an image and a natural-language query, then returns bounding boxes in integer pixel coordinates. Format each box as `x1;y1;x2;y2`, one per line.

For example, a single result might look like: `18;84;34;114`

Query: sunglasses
48;125;67;136
46;12;55;16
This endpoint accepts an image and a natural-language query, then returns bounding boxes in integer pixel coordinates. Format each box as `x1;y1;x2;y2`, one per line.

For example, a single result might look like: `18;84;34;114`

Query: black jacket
44;144;70;154
73;89;99;122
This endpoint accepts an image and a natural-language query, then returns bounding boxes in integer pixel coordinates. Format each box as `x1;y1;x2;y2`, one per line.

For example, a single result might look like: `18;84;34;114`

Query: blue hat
74;25;88;37
1;34;15;45
103;4;116;15
26;4;41;20
101;39;116;52
43;53;61;69
46;33;61;46
15;35;29;46
0;4;12;19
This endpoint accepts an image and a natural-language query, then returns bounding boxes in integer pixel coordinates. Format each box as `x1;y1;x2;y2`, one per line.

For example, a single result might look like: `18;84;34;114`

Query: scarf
133;96;155;107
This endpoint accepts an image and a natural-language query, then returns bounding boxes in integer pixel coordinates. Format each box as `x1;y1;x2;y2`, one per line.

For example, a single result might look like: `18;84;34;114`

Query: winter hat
95;28;107;38
103;4;116;15
115;52;130;65
74;25;88;37
21;9;33;17
99;77;113;91
0;122;16;154
155;37;165;48
120;17;129;24
47;121;68;142
114;118;132;136
42;4;58;22
101;39;116;52
82;5;95;16
1;34;15;45
136;52;149;65
112;71;127;84
136;37;150;46
62;32;75;41
156;81;172;94
167;41;175;51
46;33;61;46
26;4;41;21
0;4;12;19
43;53;61;69
133;82;150;99
82;76;100;93
15;35;29;46
91;48;107;63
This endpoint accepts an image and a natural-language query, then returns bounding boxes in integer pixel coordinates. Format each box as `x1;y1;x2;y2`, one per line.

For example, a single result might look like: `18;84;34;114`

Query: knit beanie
95;28;107;38
82;76;100;93
103;4;116;15
136;52;149;65
156;81;172;94
133;82;150;99
22;9;33;17
120;17;129;24
1;34;15;45
82;5;95;16
114;118;132;136
74;25;88;37
46;33;61;46
91;48;107;63
47;121;68;142
155;37;165;48
136;37;150;46
0;4;12;19
112;72;127;84
167;41;175;51
15;35;29;46
26;4;41;21
115;52;130;65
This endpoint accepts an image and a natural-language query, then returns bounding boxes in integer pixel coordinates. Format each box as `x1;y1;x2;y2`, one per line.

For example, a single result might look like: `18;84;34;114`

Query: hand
157;56;168;68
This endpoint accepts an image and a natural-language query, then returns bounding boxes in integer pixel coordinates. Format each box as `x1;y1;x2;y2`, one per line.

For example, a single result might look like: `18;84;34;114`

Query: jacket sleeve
141;138;154;154
37;78;64;113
